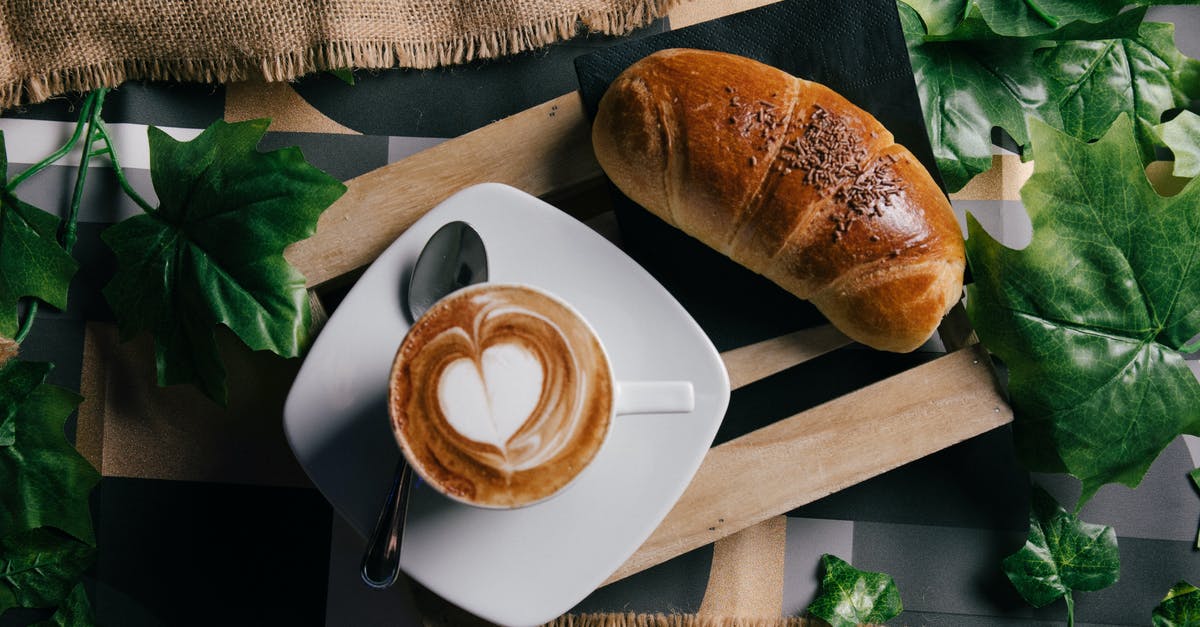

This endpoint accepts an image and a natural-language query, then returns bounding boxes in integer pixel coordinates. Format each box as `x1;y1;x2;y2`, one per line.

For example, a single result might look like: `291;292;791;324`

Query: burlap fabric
0;0;674;108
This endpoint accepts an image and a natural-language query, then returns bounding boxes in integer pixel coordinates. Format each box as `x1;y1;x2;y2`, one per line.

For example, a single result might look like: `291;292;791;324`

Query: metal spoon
360;220;488;589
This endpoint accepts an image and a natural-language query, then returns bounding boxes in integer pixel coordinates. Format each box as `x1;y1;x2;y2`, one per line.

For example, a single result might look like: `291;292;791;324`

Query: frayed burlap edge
544;615;821;627
0;0;678;110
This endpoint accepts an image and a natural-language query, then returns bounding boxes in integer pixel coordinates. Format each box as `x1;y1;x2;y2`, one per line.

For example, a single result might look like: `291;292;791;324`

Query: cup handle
614;381;695;416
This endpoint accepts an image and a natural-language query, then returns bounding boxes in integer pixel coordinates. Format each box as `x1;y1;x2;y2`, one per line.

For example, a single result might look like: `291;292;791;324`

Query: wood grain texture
606;344;1010;583
722;325;850;389
697;516;788;618
285;92;601;287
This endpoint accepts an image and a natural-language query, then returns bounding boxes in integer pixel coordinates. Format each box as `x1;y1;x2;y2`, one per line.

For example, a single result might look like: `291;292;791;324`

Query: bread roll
592;49;965;352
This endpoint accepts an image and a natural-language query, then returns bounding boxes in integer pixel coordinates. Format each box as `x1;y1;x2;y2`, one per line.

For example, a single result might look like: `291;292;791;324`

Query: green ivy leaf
101;119;346;403
1154;581;1200;627
900;4;1199;191
805;554;902;627
1002;485;1119;621
327;68;355;85
0;133;79;337
0;528;94;614
31;582;95;627
966;115;1200;502
1159;110;1200;178
0;359;51;446
0;361;98;544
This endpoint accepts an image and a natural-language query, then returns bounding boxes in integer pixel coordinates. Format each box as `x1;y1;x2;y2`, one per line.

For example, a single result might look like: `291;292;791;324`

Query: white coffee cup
388;282;693;509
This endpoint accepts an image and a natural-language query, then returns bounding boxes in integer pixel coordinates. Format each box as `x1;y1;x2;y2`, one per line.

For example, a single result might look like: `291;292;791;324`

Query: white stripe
0;118;202;170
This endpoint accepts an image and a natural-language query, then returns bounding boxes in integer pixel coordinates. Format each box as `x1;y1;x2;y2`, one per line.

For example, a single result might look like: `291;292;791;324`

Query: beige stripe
83;322;312;487
74;322;106;471
948;154;1033;202
668;0;781;28
224;79;360;135
1147;161;1191;196
951;158;1189;200
697;516;788;619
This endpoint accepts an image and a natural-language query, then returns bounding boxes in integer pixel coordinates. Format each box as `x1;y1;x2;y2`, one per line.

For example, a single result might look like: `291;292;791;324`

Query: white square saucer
284;183;730;626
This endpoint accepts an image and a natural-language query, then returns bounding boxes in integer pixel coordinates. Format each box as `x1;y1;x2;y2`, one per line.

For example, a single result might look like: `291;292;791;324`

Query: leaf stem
62;90;108;254
94;118;153;214
1022;0;1059;28
13;301;37;343
1065;592;1075;627
6;92;96;191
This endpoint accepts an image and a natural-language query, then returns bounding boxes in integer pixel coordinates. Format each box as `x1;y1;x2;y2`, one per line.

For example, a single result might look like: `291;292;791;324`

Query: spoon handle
360;459;412;588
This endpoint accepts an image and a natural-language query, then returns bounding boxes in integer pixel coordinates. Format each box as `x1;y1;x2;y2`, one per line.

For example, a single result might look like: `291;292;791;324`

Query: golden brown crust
592;49;965;352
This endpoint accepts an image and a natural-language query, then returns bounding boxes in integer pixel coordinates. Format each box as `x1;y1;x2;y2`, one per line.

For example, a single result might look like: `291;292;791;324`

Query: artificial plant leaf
0;528;94;614
0;364;97;544
1192;468;1200;549
901;5;1199;192
805;554;902;627
101;119;345;403
1154;581;1200;627
1002;485;1119;615
1044;21;1200;167
31;583;95;627
0;359;51;447
904;0;1127;39
0;133;79;337
1159;110;1200;178
965;115;1200;502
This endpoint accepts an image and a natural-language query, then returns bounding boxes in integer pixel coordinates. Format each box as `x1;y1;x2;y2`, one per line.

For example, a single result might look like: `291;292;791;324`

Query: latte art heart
389;284;613;508
437;343;544;460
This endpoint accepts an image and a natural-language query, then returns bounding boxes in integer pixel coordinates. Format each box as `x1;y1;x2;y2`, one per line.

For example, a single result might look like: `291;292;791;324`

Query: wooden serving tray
283;89;1013;582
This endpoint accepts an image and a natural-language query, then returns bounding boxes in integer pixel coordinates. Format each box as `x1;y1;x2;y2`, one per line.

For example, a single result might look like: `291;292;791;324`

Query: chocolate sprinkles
775;105;906;242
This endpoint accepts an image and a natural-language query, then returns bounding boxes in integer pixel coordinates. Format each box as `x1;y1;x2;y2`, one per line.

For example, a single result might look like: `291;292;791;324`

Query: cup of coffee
388;282;694;509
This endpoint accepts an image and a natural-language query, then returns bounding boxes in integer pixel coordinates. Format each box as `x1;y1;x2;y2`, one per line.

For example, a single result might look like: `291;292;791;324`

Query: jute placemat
0;0;675;108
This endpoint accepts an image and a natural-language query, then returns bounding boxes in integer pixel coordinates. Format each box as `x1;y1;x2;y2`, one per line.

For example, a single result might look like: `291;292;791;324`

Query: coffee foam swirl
390;284;612;508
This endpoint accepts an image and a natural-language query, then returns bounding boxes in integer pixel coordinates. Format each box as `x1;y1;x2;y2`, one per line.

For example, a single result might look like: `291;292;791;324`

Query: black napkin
573;0;943;354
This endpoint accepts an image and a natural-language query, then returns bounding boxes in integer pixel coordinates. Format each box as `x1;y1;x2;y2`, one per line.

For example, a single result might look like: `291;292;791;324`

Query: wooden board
285;93;599;287
608;343;1011;583
277;0;1016;590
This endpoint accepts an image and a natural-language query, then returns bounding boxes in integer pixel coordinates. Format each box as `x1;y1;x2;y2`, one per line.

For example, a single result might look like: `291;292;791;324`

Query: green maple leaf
906;0;1131;40
0;360;51;446
1154;581;1200;627
0;361;98;545
1159;110;1200;178
0;133;79;337
965;115;1200;502
805;554;902;627
101;119;345;403
0;528;94;614
900;4;1200;191
1002;485;1119;624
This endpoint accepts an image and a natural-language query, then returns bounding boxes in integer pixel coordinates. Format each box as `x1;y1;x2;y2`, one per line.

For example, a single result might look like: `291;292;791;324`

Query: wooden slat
606;344;1011;583
285;92;600;287
721;325;850;390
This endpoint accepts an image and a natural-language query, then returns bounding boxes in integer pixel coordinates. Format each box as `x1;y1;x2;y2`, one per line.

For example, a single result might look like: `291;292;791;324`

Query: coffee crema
389;284;613;508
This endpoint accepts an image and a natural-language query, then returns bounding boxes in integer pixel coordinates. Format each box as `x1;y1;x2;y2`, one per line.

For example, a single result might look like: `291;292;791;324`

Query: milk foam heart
390;283;614;508
437;343;545;452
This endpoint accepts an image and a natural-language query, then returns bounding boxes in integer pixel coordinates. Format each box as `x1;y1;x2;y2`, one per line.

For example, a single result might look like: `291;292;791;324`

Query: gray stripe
782;517;854;616
387;136;447;164
9;163;155;223
951;199;1033;249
